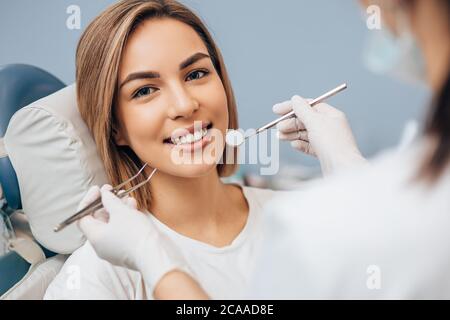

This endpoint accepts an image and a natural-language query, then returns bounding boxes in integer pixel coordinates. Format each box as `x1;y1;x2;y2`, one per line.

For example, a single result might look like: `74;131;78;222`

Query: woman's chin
161;137;224;177
165;162;219;178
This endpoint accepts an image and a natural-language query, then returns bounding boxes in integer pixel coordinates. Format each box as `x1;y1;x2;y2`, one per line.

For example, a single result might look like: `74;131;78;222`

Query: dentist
78;0;450;299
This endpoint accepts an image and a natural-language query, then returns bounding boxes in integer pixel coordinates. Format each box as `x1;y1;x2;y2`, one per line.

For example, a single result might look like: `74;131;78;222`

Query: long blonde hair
76;0;238;210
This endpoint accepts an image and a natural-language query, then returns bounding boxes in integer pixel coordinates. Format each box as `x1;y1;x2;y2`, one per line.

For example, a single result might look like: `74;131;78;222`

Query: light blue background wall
0;0;429;173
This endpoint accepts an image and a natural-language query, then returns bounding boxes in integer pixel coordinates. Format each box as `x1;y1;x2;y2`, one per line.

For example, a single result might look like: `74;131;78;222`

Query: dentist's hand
76;185;192;293
274;96;368;176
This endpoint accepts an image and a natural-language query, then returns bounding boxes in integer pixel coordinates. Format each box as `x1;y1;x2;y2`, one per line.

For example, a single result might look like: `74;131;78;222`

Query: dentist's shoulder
252;139;450;299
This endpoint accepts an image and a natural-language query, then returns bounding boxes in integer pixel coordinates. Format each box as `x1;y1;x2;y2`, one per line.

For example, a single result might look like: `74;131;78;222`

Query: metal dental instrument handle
53;167;157;233
247;83;348;139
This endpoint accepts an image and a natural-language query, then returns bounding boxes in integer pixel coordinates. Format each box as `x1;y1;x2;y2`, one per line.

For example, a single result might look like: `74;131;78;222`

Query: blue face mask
363;12;427;85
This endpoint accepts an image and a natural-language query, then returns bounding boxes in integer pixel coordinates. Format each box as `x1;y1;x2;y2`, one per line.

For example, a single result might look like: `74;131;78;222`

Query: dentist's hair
418;0;450;183
76;0;238;210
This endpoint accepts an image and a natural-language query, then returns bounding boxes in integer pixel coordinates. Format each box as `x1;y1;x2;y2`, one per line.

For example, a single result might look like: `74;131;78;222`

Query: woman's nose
168;86;200;120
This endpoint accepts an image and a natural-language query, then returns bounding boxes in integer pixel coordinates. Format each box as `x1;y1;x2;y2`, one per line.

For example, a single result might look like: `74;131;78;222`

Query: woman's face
115;18;229;177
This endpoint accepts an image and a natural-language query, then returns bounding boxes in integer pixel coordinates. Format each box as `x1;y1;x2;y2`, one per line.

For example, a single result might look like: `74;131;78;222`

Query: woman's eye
186;70;209;81
133;86;157;99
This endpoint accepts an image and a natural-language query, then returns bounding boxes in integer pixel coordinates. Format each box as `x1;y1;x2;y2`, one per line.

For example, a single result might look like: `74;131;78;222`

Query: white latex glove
274;95;368;176
77;185;192;293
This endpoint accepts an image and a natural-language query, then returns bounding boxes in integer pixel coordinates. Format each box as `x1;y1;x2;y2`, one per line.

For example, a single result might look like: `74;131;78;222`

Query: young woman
44;0;307;299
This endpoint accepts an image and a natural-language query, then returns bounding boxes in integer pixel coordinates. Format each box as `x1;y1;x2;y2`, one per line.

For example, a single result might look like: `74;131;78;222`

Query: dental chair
0;64;108;299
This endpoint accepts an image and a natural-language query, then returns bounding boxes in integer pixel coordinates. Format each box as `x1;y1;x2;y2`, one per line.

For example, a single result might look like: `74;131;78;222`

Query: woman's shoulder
44;241;147;299
241;185;293;211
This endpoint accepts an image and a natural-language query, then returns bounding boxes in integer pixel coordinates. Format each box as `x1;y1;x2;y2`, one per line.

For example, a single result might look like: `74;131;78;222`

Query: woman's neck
147;168;243;238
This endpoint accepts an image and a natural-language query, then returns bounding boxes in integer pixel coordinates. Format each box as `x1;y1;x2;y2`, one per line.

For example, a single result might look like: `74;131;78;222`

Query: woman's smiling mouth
163;122;214;152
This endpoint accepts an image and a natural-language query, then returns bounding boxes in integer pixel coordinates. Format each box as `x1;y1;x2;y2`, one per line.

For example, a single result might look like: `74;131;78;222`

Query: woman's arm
154;270;210;300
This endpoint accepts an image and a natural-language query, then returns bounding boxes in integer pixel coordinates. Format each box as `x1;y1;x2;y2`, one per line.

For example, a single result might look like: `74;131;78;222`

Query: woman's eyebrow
179;52;210;70
120;71;160;90
119;52;210;90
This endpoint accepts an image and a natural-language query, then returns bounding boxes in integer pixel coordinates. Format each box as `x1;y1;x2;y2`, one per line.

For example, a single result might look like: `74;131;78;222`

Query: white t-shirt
44;186;280;300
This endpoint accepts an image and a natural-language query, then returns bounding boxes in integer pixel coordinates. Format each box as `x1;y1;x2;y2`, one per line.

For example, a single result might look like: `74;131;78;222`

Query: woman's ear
113;127;128;146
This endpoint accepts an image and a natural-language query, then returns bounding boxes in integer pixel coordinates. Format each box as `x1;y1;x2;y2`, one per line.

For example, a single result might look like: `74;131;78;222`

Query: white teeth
171;126;209;145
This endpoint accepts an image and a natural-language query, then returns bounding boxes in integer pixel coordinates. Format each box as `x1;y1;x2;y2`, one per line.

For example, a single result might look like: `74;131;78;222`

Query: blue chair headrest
0;64;65;211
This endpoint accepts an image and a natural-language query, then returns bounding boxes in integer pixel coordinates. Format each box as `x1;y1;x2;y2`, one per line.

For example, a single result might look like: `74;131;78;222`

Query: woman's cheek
202;79;229;129
122;104;165;147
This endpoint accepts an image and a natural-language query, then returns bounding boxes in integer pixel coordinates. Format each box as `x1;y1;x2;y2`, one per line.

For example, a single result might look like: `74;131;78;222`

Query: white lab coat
250;135;450;299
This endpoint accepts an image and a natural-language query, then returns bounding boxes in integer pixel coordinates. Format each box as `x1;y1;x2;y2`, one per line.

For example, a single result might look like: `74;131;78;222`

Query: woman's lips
163;122;212;143
169;121;211;141
173;132;212;152
164;123;214;152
